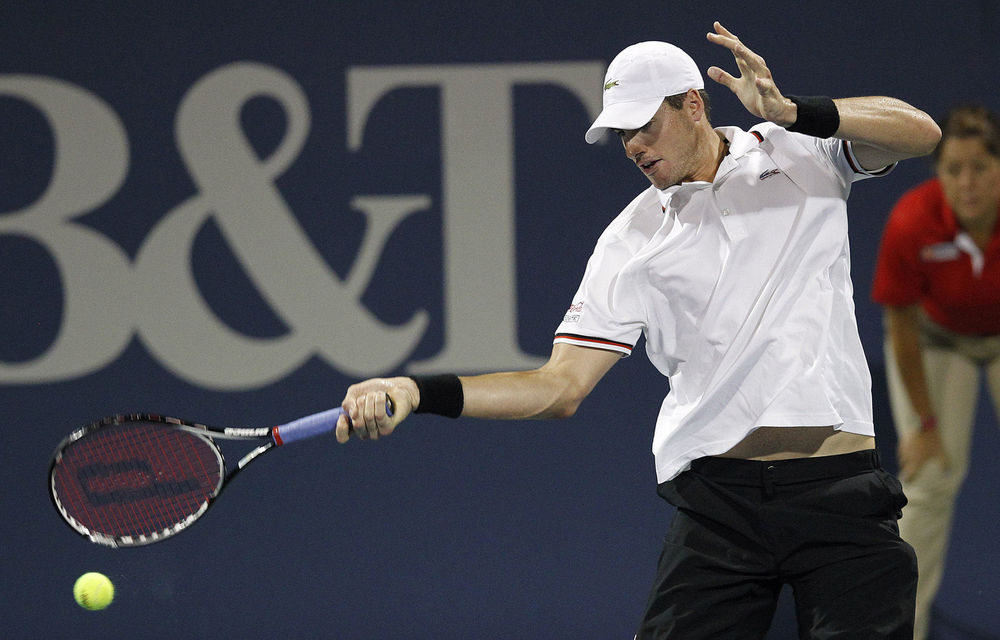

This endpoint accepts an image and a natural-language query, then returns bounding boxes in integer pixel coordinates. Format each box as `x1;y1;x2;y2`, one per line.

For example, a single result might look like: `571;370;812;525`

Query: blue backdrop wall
2;2;997;638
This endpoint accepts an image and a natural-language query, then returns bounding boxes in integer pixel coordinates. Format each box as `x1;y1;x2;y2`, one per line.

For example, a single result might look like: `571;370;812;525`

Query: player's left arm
830;97;941;171
705;21;941;170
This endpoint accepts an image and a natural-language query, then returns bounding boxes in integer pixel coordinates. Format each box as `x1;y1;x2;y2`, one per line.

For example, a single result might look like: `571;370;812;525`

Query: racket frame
49;402;386;548
50;414;280;548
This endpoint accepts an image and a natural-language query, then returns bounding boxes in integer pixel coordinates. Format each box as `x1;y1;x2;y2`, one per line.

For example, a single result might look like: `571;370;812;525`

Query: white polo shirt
555;123;892;483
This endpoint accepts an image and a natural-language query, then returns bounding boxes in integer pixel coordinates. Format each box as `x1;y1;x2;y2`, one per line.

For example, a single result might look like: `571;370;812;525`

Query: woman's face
936;136;1000;230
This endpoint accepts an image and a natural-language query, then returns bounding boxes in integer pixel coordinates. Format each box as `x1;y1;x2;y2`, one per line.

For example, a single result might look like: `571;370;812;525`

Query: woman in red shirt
872;105;1000;640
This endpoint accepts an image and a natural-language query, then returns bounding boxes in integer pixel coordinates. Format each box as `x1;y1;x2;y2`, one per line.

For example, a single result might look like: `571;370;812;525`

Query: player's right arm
337;343;621;442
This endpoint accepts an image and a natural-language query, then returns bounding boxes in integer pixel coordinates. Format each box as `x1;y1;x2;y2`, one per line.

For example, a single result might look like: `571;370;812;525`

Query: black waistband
687;449;881;486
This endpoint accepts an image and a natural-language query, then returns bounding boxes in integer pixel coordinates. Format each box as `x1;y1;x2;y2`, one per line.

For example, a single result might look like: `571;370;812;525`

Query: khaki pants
884;319;1000;640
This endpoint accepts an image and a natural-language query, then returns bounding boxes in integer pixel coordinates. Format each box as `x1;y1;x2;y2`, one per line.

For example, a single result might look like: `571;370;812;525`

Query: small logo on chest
758;168;782;181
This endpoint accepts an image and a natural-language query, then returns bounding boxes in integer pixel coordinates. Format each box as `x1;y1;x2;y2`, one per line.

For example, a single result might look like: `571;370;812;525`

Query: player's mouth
639;159;660;175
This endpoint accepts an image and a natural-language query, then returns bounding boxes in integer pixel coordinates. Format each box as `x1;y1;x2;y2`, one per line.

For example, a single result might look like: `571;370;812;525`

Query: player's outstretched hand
705;21;796;126
337;376;418;443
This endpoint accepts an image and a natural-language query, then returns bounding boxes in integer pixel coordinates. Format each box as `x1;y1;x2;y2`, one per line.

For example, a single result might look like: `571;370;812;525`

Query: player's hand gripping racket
49;400;392;548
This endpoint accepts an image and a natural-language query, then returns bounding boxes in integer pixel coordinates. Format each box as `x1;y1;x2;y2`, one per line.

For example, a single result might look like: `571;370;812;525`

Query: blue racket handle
272;398;394;445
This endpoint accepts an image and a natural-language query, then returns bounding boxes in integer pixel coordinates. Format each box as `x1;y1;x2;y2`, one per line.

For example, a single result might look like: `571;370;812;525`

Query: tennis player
339;22;941;638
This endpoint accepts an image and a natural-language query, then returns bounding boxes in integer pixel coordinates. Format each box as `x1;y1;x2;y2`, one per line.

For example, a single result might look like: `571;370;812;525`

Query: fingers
344;390;391;441
899;466;912;483
899;447;926;482
897;431;952;483
706;21;770;79
706;21;742;57
706;20;734;44
706;65;735;90
359;390;393;439
706;20;790;123
939;450;952;471
337;377;414;444
335;411;353;444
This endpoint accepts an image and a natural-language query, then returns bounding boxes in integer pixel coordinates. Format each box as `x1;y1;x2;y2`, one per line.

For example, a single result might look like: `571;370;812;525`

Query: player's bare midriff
715;426;876;461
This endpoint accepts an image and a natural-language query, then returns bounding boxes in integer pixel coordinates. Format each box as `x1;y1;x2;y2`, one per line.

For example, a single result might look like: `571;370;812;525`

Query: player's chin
641;167;673;190
646;175;673;190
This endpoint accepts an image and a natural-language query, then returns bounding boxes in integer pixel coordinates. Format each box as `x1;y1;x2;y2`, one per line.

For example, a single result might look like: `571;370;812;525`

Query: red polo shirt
872;178;1000;335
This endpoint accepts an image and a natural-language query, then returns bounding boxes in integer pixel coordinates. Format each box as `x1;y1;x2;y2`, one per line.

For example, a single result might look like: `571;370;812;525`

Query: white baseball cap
585;41;704;144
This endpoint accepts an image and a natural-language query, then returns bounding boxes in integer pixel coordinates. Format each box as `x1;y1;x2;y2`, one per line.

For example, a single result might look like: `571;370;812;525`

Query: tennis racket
49;401;392;548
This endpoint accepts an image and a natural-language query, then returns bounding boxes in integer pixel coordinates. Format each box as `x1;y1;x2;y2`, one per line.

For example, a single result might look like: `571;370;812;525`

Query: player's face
617;100;703;189
936;136;1000;230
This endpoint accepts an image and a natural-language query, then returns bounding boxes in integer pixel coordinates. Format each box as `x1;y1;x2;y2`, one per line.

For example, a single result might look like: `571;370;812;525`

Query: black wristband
410;374;464;418
785;95;840;138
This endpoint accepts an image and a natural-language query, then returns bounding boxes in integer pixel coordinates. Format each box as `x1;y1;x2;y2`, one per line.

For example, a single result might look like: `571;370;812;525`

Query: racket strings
52;421;224;544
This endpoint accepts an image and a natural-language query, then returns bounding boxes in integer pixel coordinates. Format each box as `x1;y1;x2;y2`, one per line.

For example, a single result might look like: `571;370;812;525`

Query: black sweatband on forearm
785;95;840;138
410;374;464;418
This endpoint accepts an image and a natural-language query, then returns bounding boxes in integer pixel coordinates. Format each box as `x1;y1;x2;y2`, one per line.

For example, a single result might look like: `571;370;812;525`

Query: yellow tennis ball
73;572;114;611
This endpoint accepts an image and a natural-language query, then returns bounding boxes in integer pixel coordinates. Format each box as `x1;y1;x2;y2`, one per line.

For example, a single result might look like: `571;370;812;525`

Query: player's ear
687;88;705;121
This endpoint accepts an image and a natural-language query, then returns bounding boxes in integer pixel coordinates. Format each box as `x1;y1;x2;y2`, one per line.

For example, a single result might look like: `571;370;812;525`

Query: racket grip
272;398;394;446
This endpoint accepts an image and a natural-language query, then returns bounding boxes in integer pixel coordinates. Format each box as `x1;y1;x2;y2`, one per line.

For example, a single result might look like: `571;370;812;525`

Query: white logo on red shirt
920;242;960;262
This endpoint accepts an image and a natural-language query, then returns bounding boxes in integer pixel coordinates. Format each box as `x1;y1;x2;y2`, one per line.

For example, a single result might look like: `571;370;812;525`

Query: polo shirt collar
657;126;760;201
717;125;760;159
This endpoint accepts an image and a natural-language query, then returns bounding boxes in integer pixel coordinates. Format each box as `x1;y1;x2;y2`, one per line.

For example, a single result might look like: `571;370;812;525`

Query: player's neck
700;129;730;183
686;127;728;184
712;130;730;174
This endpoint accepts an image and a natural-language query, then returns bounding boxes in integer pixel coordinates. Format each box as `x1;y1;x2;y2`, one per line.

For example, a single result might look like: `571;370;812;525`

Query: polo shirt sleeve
553;201;649;357
754;125;895;193
795;133;896;186
871;189;928;306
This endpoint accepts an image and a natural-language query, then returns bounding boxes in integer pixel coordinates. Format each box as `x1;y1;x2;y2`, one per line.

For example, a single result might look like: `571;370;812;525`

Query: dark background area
2;2;997;638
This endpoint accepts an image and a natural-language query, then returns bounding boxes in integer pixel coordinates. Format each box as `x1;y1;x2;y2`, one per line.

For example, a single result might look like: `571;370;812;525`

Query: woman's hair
933;104;1000;162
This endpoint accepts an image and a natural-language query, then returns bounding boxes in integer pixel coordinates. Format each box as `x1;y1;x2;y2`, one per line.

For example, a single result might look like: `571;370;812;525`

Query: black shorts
635;450;916;639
